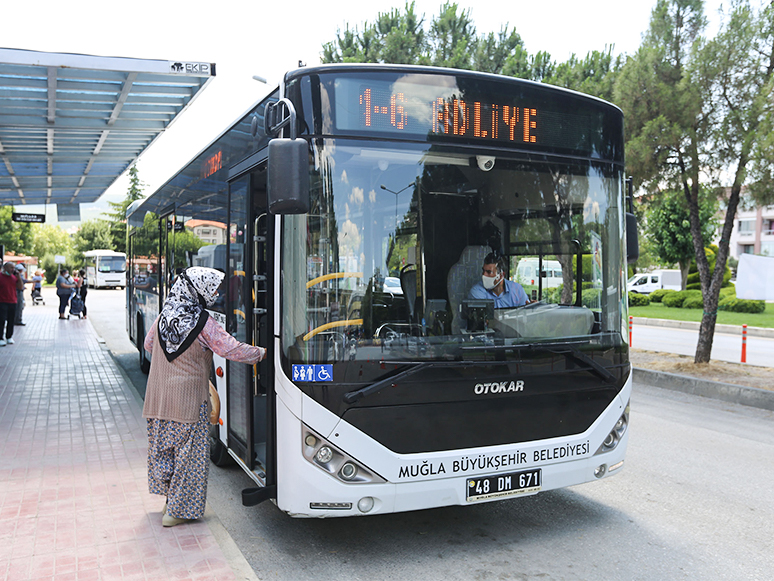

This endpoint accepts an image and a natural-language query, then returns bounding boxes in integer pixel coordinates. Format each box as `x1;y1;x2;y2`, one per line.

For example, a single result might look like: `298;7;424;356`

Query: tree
322;2;428;64
616;0;774;364
30;223;73;261
104;165;145;253
0;206;34;256
321;2;522;75
428;2;476;69
545;47;625;101
646;189;718;287
72;219;114;265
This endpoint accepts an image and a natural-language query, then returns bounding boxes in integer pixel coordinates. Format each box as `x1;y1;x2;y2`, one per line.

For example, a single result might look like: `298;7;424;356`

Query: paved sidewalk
0;296;256;580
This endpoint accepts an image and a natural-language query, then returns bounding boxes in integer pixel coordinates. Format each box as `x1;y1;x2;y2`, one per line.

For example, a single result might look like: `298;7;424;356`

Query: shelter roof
0;47;214;206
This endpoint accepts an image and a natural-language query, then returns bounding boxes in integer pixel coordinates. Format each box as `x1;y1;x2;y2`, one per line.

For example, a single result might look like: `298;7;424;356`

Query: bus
83;249;126;289
126;64;638;518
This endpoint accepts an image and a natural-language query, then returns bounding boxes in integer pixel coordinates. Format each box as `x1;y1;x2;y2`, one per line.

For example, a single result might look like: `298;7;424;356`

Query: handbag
208;381;220;425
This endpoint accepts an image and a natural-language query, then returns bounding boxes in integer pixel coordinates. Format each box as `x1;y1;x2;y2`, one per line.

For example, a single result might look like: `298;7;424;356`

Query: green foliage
71;219;114;267
718;296;765;313
646;189;717;276
686;245;732;289
719;284;736;298
649;288;676;303
662;289;702;308
682;295;704;309
171;229;206;270
543;46;624;101
40;254;63;284
30;224;73;260
581;288;602;308
103;165;145;253
0;206;34;255
320;2;619;92
628;291;651;306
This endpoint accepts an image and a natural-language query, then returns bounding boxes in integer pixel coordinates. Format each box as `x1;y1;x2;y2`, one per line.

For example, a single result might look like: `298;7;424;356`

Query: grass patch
629;302;774;328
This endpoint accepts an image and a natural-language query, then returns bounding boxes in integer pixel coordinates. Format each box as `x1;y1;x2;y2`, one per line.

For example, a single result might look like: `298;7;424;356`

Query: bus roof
83;249;126;257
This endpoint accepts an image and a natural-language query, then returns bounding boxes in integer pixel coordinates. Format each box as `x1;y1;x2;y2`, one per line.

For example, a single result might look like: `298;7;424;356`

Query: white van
515;258;563;288
627;269;682;294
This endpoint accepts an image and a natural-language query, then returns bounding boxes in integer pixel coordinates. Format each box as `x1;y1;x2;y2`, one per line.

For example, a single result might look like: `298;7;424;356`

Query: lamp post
380;183;413;229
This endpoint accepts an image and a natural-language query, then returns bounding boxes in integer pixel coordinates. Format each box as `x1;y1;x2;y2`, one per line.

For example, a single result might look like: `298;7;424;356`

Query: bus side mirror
626;212;639;264
625;176;639;264
267;138;309;214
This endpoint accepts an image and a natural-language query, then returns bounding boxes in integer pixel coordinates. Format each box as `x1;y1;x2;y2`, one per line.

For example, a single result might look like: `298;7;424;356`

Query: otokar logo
474;380;524;395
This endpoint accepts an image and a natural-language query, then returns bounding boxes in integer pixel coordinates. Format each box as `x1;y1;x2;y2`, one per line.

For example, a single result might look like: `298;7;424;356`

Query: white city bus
126;64;638;518
83;249;126;289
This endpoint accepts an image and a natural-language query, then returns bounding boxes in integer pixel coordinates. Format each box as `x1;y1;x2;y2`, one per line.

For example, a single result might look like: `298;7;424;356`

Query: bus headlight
302;426;386;485
315;446;333;464
357;497;375;513
339;462;358;481
595;401;630;455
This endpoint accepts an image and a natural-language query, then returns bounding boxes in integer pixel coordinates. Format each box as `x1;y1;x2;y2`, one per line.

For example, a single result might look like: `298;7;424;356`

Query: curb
632;316;774;338
633;367;774;411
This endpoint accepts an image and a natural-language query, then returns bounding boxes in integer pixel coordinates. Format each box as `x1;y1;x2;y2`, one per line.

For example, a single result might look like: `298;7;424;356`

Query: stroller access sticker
292;364;333;382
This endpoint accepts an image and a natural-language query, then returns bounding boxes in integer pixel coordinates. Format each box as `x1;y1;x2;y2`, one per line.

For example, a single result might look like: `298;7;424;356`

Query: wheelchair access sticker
292;364;333;382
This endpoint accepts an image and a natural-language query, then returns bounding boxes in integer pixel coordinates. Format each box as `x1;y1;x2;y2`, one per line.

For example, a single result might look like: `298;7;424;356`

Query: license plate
466;468;541;502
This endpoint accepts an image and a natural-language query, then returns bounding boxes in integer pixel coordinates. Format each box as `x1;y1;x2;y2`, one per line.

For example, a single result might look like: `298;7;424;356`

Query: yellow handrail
303;319;363;341
306;272;363;289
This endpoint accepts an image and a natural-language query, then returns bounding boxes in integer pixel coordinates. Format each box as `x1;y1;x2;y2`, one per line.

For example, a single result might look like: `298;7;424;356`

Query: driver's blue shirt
468;279;529;308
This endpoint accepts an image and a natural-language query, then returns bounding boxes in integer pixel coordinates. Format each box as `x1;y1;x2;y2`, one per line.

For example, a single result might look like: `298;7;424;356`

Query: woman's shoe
162;514;193;527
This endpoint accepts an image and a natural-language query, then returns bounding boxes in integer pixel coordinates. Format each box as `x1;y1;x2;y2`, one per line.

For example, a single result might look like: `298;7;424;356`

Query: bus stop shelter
0;47;215;217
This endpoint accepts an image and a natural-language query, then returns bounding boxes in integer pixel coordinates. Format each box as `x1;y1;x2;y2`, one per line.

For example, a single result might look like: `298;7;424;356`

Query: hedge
718;296;765;314
628;291;651;306
662;289;702;308
649;288;676;303
682;296;704;309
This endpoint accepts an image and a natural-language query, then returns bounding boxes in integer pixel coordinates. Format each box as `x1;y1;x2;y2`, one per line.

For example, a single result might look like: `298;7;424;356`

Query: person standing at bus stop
77;269;89;319
0;261;23;346
56;268;76;319
14;263;31;326
142;266;266;527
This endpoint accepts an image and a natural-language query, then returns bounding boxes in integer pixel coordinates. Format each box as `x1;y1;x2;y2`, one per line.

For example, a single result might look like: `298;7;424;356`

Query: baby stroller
69;292;84;319
31;288;45;306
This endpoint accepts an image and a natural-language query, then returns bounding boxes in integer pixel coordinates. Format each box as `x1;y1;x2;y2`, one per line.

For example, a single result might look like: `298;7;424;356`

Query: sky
3;0;727;226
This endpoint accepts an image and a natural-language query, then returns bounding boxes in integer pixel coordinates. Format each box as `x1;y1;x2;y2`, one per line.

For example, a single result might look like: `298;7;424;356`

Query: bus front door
226;170;276;505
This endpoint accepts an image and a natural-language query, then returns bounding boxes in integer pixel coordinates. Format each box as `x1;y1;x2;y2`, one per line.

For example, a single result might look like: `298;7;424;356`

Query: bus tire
209;425;232;467
137;319;151;374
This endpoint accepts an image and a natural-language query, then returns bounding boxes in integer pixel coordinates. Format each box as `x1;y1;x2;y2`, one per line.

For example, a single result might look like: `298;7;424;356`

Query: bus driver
468;252;531;308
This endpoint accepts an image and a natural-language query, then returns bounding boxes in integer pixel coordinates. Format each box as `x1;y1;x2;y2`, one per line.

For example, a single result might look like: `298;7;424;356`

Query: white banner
736;253;774;300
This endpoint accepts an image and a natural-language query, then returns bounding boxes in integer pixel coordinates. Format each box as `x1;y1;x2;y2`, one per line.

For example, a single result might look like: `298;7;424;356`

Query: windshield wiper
460;339;617;383
343;360;476;404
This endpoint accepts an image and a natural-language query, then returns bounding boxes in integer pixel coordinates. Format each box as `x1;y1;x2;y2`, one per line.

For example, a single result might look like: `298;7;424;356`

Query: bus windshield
98;257;127;273
281;139;628;365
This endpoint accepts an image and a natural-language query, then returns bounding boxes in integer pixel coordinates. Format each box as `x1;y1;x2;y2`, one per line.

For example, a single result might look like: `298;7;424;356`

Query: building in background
185;219;227;245
728;204;774;259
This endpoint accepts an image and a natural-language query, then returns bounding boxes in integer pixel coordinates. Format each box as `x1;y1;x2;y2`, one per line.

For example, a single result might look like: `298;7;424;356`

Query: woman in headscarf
142;267;266;527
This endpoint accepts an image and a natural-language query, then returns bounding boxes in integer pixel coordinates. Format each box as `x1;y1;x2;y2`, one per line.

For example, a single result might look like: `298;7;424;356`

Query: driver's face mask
481;265;502;290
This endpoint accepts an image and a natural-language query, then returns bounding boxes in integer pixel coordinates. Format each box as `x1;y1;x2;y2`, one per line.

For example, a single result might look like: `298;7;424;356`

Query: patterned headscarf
157;267;225;361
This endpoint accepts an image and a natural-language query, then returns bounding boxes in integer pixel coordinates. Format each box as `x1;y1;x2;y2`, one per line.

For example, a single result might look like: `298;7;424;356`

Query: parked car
384;276;404;295
627;269;682;294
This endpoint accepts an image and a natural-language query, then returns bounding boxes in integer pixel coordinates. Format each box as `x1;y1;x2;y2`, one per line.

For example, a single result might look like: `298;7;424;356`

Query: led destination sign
359;87;538;144
328;73;622;159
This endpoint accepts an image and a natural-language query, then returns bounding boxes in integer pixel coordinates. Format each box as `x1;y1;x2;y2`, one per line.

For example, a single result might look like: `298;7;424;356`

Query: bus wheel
209;425;232;467
137;320;150;374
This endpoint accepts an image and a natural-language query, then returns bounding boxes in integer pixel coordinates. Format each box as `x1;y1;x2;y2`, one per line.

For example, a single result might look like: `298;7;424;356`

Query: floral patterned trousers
146;401;209;520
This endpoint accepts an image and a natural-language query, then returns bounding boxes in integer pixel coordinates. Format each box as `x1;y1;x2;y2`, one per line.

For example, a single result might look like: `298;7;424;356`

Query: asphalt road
631;323;773;366
86;288;774;580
